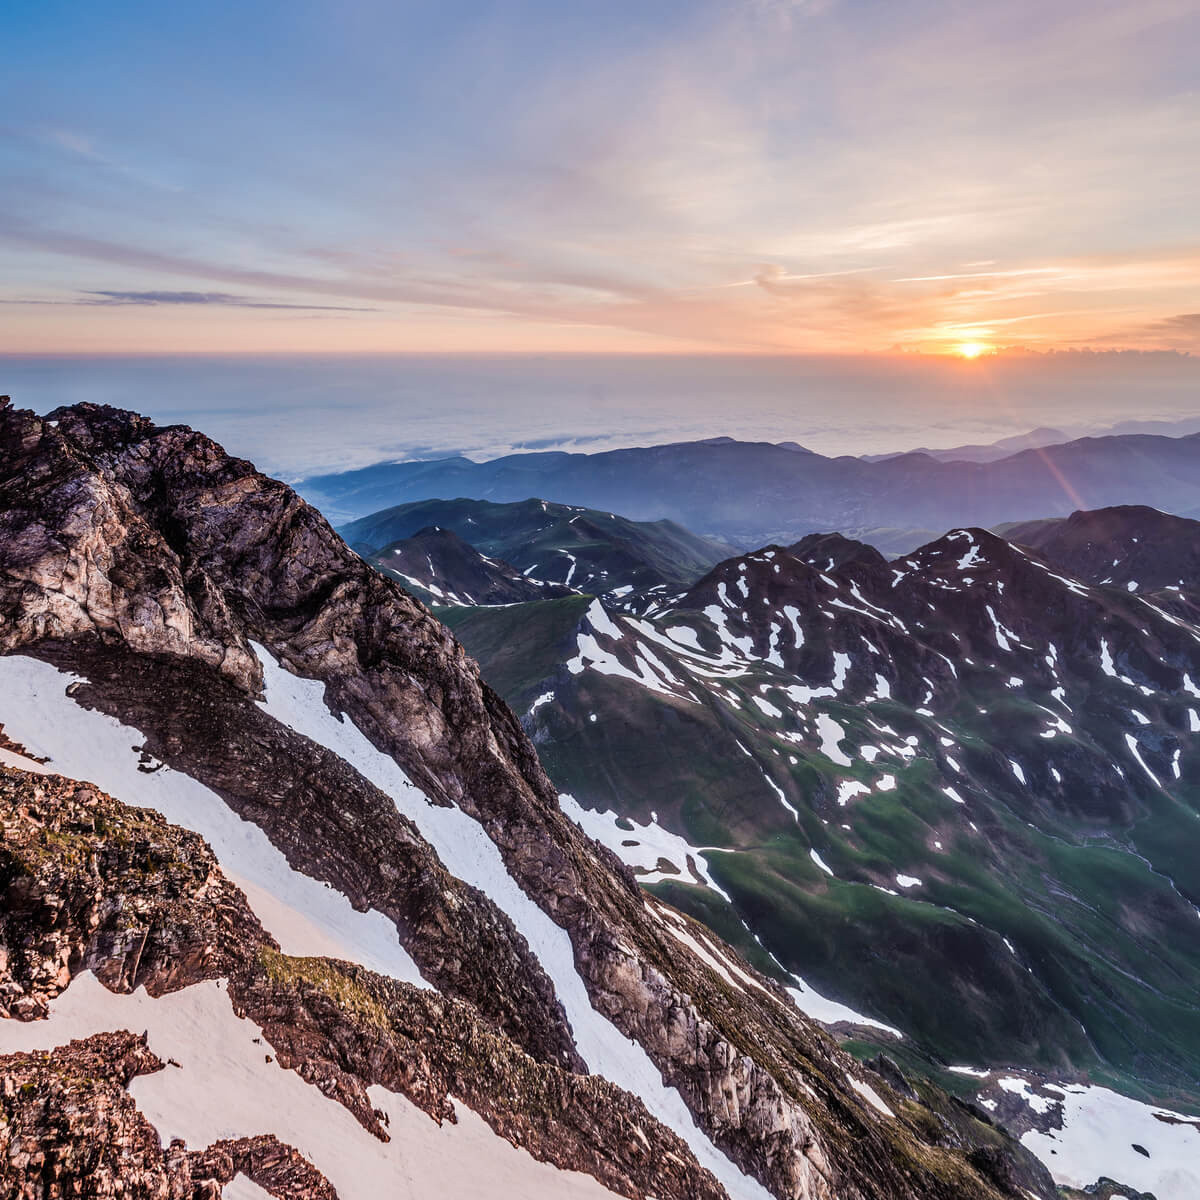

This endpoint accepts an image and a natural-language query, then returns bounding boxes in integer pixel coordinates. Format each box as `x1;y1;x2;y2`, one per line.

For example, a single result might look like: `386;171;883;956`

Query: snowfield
948;1066;1200;1200
0;973;622;1200
1020;1082;1200;1199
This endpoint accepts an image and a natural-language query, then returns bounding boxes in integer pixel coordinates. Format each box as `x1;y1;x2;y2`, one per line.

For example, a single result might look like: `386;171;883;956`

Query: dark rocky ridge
341;495;739;598
788;532;888;579
0;398;1053;1200
679;527;1200;767
1000;505;1200;617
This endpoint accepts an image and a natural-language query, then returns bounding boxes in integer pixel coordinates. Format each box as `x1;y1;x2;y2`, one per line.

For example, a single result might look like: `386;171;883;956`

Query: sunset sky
2;0;1198;357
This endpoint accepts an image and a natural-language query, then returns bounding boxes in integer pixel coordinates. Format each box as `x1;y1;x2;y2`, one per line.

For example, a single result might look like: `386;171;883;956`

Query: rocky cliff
0;397;1054;1200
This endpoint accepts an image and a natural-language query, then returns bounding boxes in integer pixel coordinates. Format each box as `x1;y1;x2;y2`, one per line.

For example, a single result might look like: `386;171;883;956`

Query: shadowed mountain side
303;432;1200;551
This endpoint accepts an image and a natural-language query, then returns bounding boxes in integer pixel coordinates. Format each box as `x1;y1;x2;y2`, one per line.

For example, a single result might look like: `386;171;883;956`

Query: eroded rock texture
0;765;727;1200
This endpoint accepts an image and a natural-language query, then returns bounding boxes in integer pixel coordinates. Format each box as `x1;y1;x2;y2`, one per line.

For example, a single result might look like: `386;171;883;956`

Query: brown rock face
0;765;268;1019
0;1030;339;1199
0;402;261;693
188;1135;341;1199
0;400;1054;1200
0;1031;185;1196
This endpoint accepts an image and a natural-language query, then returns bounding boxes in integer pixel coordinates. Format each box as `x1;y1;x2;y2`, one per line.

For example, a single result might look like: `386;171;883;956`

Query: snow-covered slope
0;653;428;988
249;640;771;1200
0;648;767;1198
3;973;624;1200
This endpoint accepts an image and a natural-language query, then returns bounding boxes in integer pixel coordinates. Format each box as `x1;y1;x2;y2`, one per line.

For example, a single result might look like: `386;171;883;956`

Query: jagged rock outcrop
0;765;266;1018
0;1029;338;1199
1;1030;194;1196
189;1135;340;1199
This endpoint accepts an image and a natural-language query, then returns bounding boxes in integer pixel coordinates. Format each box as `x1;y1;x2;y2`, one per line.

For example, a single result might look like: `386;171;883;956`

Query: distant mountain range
302;429;1200;555
863;415;1200;465
860;426;1074;463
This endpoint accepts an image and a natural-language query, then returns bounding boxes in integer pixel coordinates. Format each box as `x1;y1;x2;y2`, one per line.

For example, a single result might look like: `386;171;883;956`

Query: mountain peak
789;532;888;576
1001;503;1200;596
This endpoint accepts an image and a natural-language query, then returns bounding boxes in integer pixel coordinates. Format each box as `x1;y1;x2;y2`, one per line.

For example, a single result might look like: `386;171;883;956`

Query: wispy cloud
82;290;376;311
44;129;105;161
892;268;1064;284
36;127;184;193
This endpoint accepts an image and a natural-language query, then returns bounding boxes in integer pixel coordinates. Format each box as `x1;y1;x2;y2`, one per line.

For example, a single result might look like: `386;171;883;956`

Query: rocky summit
0;398;1058;1200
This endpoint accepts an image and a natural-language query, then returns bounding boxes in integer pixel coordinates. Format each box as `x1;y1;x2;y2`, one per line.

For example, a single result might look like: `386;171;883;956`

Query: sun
954;342;989;359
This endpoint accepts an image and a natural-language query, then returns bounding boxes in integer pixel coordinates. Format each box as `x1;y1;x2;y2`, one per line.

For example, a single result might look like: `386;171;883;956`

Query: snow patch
785;977;902;1037
809;848;835;877
559;795;730;900
815;714;852;766
837;779;870;807
848;1077;895;1119
1124;733;1161;786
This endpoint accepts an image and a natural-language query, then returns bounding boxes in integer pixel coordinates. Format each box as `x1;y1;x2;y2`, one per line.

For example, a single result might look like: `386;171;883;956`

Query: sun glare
954;342;989;359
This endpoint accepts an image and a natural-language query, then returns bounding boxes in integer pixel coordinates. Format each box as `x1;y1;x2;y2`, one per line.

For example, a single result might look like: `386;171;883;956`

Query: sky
2;0;1199;357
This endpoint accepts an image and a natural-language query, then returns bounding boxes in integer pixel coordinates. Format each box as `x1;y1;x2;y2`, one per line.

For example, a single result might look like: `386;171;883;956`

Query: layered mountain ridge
0;397;1050;1200
342;495;738;604
301;430;1200;553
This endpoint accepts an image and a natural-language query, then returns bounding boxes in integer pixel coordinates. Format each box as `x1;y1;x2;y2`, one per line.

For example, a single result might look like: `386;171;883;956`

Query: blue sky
2;0;1198;354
